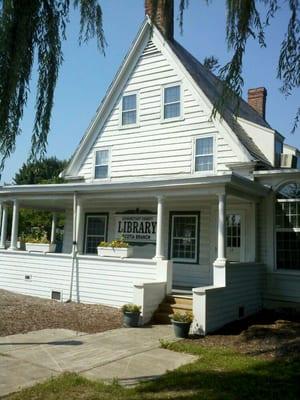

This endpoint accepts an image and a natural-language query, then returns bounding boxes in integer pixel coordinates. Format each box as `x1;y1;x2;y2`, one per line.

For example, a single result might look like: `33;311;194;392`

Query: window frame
119;91;139;128
193;134;215;174
93;147;111;181
83;213;109;255
161;83;183;122
168;211;200;264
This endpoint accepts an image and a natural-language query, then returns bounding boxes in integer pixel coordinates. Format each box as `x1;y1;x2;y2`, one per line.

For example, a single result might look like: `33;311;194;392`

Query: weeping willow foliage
0;0;105;173
0;1;299;175
150;0;299;131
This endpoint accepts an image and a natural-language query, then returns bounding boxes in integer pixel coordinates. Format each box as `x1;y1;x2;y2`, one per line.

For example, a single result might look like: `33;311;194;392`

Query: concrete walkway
0;325;196;396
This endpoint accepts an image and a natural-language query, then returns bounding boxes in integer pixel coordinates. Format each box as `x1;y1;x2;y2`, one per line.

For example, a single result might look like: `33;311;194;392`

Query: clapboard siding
78;40;237;181
264;272;300;308
0;251;158;307
205;263;264;332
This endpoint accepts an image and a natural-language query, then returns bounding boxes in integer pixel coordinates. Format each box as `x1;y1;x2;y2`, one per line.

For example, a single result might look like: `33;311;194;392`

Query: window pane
276;231;300;270
226;214;241;248
164;103;180;119
85;216;107;254
95;165;108;179
122;110;136;125
122;94;136;111
196;137;213;156
95;150;108;165
195;155;213;171
164;86;180;103
87;217;106;235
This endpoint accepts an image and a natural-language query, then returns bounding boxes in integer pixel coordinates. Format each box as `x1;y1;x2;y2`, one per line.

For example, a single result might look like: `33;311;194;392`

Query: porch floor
172;287;193;297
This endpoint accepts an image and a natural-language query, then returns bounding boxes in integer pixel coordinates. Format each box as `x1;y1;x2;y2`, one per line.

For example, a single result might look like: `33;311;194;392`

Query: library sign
115;214;157;243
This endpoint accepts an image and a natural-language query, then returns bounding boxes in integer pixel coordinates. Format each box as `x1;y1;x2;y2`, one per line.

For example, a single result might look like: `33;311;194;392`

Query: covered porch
0;174;269;327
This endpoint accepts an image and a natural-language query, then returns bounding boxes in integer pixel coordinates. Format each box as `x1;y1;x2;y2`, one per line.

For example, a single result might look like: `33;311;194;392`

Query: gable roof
169;40;272;165
63;19;272;177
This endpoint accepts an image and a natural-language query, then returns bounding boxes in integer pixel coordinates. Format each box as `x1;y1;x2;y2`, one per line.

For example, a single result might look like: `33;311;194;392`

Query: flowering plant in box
98;236;129;248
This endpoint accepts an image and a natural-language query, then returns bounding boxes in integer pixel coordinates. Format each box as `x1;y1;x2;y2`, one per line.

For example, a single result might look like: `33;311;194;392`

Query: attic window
163;85;181;119
195;136;214;172
122;94;137;125
94;149;109;179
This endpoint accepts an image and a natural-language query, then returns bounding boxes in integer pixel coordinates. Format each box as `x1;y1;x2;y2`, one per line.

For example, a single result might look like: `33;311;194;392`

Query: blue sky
1;0;299;183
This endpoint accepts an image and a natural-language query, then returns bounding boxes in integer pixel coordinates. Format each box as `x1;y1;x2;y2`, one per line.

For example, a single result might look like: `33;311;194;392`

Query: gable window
163;85;181;119
170;213;200;263
94;149;109;179
84;214;108;254
195;136;214;172
276;183;300;270
122;94;137;125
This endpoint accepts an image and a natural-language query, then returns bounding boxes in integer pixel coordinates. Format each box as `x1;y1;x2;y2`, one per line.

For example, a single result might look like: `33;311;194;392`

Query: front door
226;213;242;262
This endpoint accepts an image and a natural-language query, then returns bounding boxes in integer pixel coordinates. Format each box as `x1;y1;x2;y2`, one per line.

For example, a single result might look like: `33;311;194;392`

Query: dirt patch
186;310;300;360
0;289;123;336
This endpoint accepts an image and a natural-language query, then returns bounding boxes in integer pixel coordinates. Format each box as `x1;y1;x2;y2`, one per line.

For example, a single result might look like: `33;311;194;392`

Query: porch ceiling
0;173;270;206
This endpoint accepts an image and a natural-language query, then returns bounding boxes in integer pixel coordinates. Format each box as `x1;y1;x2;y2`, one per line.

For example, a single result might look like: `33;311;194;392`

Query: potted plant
171;311;193;338
97;237;133;258
24;231;56;253
122;303;141;327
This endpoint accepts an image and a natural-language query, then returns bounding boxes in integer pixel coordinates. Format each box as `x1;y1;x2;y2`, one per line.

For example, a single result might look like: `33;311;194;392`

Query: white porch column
0;204;8;249
50;213;57;244
76;199;84;254
217;193;226;260
213;193;227;287
9;199;19;251
155;196;165;259
0;203;2;234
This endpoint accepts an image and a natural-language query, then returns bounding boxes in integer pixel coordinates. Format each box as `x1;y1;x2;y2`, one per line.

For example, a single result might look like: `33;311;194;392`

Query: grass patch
5;342;299;400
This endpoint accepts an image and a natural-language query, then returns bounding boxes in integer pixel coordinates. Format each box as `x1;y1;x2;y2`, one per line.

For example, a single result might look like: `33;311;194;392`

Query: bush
171;311;193;324
121;304;141;314
98;238;129;248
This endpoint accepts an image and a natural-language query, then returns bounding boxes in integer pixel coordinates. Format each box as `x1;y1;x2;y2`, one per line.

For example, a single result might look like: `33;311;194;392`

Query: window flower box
97;246;133;258
25;243;56;253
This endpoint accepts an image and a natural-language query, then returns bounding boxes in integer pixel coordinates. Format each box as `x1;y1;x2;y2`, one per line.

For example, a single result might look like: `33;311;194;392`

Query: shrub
23;230;50;244
121;304;141;314
98;237;129;248
171;311;193;324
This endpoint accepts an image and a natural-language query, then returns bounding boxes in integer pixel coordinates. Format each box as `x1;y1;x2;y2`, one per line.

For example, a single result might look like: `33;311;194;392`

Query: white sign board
115;214;157;243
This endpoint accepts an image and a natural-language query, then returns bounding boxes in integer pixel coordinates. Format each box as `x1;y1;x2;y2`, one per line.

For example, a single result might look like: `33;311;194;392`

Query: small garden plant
99;236;129;248
23;230;50;244
171;311;193;323
121;304;141;314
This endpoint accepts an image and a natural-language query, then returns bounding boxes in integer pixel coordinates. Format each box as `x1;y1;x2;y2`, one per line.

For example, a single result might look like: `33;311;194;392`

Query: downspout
67;192;78;302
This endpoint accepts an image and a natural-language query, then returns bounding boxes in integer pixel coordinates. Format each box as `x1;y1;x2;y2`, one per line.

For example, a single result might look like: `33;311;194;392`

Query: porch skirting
0;250;172;324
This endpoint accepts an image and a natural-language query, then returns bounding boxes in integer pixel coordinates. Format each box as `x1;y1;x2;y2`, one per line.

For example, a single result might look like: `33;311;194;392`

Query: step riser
153;294;193;324
165;296;192;306
159;304;193;313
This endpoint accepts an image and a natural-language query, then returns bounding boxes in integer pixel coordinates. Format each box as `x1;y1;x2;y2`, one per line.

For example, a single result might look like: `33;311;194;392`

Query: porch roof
0;173;269;205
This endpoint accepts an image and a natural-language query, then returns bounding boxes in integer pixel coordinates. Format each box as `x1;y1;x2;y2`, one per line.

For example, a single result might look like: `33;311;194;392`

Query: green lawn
5;341;299;400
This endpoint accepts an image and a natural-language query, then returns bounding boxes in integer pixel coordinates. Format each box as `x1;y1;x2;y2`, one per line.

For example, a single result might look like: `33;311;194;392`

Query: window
122;94;137;125
84;214;108;254
163;85;181;119
226;214;241;248
276;183;300;270
195;136;214;172
94;149;109;179
170;213;199;263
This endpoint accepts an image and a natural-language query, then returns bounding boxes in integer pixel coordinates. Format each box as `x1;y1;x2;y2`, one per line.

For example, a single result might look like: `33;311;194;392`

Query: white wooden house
0;1;299;334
